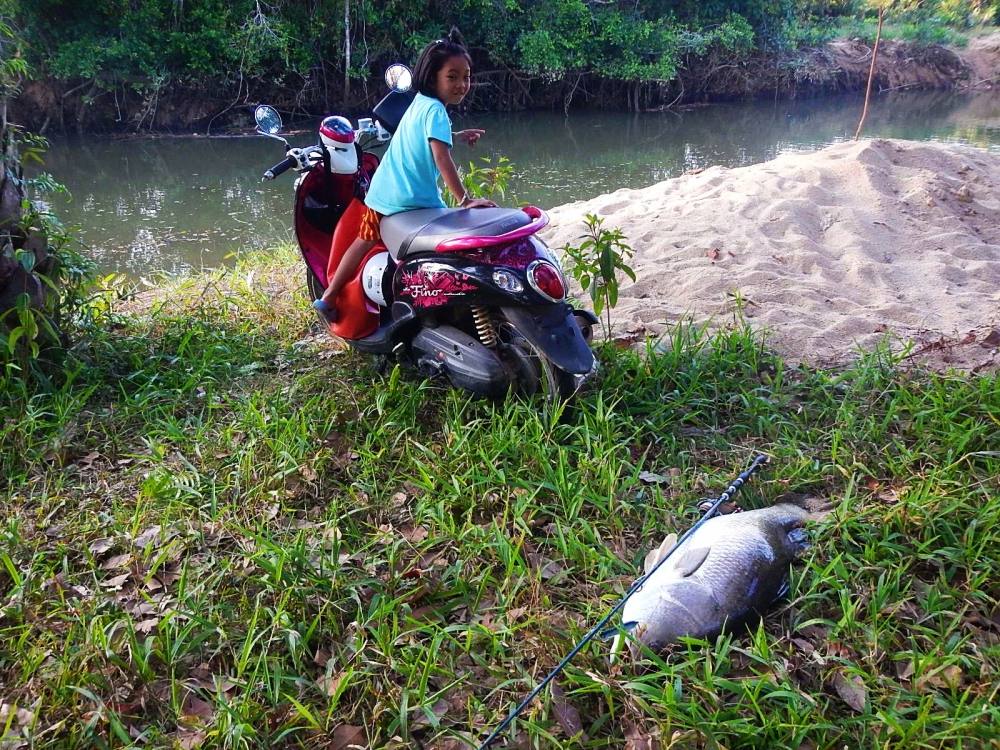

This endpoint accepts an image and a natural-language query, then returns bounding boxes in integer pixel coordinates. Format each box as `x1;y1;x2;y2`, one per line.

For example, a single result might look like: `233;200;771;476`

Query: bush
560;213;636;340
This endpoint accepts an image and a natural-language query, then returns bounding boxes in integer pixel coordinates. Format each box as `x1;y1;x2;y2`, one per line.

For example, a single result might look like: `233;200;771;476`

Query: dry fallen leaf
134;525;161;548
330;724;366;750
102;573;131;590
135;618;160;634
179;694;215;723
550;681;587;741
317;671;348;697
916;664;963;691
402;526;429;544
526;552;564;581
176;730;206;750
101;553;133;570
832;670;867;713
88;537;115;555
624;723;660;750
638;470;672;485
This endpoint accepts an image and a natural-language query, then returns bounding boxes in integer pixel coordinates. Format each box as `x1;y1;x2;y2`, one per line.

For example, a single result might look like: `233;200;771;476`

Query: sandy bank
544;138;1000;372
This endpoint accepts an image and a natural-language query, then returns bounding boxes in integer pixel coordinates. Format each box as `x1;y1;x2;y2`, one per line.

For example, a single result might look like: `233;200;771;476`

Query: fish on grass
613;503;810;658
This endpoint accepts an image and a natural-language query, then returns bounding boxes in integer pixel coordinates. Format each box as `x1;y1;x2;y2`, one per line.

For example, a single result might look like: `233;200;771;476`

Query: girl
314;28;495;323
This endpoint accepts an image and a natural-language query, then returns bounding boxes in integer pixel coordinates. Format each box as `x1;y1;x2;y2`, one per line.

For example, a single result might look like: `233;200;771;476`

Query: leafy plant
444;155;514;206
1;13;94;395
561;212;636;340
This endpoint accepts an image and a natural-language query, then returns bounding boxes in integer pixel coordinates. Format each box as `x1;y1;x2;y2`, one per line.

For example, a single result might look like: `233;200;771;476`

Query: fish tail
609;633;623;664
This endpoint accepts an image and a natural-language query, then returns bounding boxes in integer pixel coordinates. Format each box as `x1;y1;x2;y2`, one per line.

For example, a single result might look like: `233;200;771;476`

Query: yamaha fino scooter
256;64;597;399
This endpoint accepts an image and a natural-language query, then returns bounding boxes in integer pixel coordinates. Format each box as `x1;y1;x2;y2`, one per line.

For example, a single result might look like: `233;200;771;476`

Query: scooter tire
306;266;324;302
498;322;578;402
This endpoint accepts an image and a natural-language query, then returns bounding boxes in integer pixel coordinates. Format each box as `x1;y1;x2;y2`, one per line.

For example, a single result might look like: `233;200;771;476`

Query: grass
1;246;998;749
787;17;974;49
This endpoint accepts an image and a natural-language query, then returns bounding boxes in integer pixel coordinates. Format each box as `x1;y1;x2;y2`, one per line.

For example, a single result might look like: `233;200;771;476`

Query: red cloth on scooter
326;197;381;340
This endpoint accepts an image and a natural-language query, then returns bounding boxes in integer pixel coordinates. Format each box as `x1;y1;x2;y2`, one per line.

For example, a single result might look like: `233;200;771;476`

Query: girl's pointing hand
455;129;485;147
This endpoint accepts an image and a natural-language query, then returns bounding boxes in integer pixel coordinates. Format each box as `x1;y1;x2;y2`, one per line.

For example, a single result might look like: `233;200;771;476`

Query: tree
0;7;49;317
1;4;83;385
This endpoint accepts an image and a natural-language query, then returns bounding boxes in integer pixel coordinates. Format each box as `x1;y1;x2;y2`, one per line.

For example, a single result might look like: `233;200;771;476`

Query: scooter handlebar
262;154;297;181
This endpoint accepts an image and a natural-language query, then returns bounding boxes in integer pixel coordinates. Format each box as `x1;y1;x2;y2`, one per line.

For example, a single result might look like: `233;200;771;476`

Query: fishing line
475;454;769;750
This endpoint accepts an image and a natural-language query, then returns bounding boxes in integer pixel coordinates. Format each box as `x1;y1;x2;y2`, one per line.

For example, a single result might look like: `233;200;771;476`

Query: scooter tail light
527;260;566;302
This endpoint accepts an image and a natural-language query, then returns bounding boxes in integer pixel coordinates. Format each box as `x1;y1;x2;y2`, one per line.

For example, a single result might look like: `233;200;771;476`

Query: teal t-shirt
365;93;452;216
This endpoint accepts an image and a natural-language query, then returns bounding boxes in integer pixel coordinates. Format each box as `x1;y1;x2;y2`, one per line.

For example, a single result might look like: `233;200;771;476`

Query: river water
38;90;1000;276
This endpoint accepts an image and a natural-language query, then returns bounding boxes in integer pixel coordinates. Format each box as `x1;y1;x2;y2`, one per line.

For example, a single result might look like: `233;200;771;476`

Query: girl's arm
430;139;496;208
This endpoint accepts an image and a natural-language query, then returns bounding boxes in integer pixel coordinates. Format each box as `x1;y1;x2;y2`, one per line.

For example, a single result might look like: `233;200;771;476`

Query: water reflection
38;90;999;275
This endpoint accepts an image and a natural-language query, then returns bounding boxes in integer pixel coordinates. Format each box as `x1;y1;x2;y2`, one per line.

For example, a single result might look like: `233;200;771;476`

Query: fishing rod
475;454;769;750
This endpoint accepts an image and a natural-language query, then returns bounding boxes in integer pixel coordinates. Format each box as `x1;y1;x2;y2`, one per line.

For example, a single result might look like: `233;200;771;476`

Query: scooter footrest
349;309;417;354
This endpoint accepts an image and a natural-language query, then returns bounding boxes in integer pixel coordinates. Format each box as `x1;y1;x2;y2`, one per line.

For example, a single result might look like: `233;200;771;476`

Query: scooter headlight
526;260;566;302
492;269;523;293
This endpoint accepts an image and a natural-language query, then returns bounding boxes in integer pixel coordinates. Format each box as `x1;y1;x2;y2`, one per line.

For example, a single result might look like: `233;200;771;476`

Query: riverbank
544;138;1000;373
11;33;1000;133
2;244;998;747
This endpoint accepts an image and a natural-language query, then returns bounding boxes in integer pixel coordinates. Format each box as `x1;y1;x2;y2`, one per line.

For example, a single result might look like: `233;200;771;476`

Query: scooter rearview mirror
254;105;283;135
384;64;412;93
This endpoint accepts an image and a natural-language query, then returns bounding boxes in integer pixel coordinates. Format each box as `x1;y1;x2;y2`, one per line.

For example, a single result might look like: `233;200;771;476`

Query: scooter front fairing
292;152;382;340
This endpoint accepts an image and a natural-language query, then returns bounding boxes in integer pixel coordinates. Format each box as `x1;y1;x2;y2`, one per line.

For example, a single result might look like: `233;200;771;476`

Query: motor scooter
255;64;597;399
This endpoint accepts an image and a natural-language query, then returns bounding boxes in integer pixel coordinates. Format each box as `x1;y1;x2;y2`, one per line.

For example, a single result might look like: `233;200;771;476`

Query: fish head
758;503;812;557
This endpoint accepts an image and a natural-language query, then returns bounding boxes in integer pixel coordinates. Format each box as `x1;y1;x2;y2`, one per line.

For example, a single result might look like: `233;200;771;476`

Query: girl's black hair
412;27;472;98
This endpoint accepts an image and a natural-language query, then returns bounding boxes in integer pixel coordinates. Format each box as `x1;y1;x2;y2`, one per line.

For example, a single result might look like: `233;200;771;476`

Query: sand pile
544;138;1000;371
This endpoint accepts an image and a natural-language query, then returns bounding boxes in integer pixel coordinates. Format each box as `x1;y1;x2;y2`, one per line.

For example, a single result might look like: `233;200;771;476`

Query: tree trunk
343;0;351;105
854;8;885;141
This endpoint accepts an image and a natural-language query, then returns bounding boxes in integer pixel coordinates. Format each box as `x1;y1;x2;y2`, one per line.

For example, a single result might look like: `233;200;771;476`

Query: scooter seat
380;207;533;260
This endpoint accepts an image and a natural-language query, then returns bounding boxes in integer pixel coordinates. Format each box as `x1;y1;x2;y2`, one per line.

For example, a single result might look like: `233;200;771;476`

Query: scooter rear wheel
306;267;324;302
498;321;578;402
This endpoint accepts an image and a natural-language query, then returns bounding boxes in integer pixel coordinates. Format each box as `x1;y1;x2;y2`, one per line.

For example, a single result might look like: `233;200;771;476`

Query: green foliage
0;192;96;393
815;14;970;45
0;2;26;95
463;155;515;203
560;212;635;339
444;155;515;207
1;0;995;124
939;0;1000;26
3;0;848;101
0;65;95;396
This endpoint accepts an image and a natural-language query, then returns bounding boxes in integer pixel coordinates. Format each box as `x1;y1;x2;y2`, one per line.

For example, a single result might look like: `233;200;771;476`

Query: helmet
361;251;391;307
319;115;358;174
